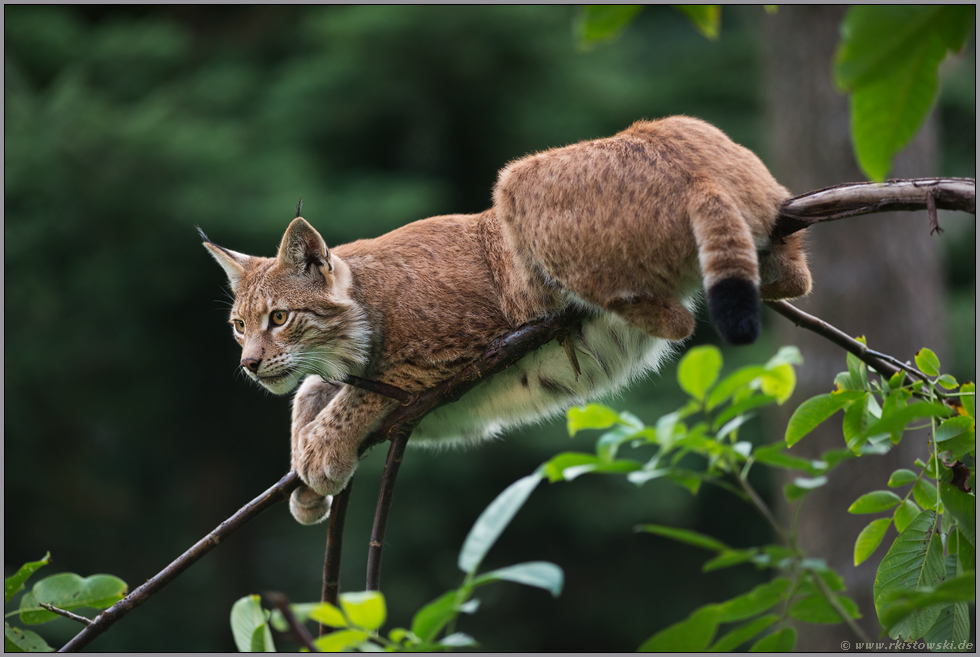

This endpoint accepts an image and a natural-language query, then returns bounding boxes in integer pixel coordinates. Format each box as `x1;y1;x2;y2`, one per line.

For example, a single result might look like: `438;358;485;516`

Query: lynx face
202;219;370;395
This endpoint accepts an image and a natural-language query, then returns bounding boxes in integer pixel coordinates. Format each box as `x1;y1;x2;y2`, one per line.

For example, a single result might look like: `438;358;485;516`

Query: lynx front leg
289;376;343;525
293;386;393;500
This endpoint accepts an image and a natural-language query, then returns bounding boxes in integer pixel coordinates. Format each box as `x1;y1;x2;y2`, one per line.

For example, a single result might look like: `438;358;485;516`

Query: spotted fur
203;116;812;525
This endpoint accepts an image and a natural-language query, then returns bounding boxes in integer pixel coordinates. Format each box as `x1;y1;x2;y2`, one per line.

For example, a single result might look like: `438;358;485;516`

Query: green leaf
760;363;796;405
677;345;722;402
843;394;873;451
638;604;721;652
410;592;456;644
673;5;721;40
596;425;640;462
714;393;778;428
874;511;947;640
543;452;598;482
752;443;824;474
834;6;974;180
715;578;791;622
438;632;477;648
912;479;938;510
702;549;759;572
473;561;564;597
748;627;796;652
562;458;642;481
939;483;975;547
4;554;50;605
249;624;273;653
787;594;861;624
716;414;755;442
893;499;922;534
937;374;959;390
339;591;386;632
308;602;347;628
888;469;918;487
635;524;728;552
785;393;854;446
849;490;902;514
706;365;765;410
3;624;52;652
960;382;975;419
784;476;827;502
458;472;541;574
854;518;892;566
566;404;621;437
935;416;976;459
846;343;870;390
230;595;273;653
18;574;127;625
708;615;778;652
914;347;941;377
878;572;976;633
863;402;952;443
313;629;368;652
576;5;643;44
923;602;971;650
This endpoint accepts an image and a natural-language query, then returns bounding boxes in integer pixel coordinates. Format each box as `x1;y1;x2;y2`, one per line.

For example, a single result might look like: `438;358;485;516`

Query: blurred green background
4;5;975;651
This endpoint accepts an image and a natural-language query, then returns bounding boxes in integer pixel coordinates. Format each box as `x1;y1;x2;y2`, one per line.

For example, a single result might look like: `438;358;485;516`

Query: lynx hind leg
603;294;696;342
290;485;332;525
759;232;812;301
289;376;342;525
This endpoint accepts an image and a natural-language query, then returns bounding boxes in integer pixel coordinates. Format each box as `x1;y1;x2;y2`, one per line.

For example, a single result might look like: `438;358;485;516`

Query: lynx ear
278;217;333;276
198;227;252;292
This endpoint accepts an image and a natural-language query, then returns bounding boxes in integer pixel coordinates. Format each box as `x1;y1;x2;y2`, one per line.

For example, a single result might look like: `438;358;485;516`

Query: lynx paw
294;425;358;496
289;485;332;525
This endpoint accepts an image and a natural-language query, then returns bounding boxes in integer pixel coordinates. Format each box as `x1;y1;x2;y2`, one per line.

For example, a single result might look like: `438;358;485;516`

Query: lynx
202;116;812;525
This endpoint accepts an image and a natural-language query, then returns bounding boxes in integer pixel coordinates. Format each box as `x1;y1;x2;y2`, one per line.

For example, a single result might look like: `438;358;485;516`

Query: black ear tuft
707;278;760;346
196;225;211;243
295;197;303;218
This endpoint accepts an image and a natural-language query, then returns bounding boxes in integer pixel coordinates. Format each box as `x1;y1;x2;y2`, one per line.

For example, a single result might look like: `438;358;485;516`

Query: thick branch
321;481;353;628
772;178;975;240
59;472;301;652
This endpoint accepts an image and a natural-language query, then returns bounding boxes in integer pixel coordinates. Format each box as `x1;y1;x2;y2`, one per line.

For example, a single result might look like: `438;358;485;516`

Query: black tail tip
707;278;760;346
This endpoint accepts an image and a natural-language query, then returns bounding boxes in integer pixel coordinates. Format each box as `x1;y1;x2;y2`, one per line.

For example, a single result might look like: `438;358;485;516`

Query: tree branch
59;472;301;652
266;591;319;652
321;480;353;630
771;178;975;241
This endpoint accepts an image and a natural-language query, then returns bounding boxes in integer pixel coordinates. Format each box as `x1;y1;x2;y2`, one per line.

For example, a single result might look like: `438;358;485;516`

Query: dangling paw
290;485;332;525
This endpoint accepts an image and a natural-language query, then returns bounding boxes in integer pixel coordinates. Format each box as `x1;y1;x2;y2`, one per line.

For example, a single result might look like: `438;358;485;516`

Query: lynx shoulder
202;116;811;524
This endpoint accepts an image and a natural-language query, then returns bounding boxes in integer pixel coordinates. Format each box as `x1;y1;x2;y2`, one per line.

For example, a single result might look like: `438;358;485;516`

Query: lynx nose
241;357;261;373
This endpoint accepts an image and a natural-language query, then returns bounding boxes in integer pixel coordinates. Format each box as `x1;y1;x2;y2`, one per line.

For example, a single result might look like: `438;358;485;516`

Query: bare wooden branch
266;591;319;652
321;480;353;633
341;374;416;405
39;604;93;627
59;472;301;652
772;178;975;240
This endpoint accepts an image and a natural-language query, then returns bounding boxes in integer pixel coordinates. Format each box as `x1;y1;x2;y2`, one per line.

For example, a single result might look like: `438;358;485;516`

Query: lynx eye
232;319;245;333
270;310;288;326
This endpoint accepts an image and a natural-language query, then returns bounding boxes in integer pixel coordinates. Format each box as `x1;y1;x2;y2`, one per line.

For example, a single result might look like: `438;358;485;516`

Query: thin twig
39;604;93;627
265;591;319;652
321;481;353;633
58;472;301;652
806;567;873;644
366;429;412;591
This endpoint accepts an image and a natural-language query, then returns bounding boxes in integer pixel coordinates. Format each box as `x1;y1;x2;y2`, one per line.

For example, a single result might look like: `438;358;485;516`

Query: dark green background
4;6;975;651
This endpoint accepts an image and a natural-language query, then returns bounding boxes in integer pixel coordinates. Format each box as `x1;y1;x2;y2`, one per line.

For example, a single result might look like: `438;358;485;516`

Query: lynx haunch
202;116;812;524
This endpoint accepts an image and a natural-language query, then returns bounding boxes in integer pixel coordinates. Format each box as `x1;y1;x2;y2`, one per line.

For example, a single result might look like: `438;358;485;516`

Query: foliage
4;554;127;652
835;5;976;181
228;345;973;651
230;473;562;651
577;4;976;181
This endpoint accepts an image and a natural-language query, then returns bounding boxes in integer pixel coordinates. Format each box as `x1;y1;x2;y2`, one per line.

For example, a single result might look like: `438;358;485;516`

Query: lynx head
201;216;369;395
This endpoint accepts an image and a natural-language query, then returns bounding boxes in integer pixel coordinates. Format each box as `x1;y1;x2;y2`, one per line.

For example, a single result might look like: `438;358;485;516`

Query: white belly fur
411;310;681;447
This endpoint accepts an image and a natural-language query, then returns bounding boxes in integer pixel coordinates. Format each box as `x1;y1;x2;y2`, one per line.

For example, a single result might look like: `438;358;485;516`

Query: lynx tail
689;188;762;346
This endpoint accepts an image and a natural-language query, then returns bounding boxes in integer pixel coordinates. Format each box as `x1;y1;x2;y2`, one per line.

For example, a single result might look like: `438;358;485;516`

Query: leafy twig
38;604;92;627
265;592;319;652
